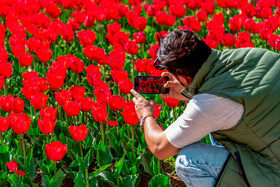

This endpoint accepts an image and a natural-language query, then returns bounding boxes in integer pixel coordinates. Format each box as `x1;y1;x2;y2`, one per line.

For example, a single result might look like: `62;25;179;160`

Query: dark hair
157;30;211;78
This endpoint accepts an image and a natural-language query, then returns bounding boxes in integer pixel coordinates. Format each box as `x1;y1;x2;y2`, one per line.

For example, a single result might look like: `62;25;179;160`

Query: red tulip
16;170;26;176
6;161;18;171
18;53;33;67
133;59;147;73
155;11;167;25
22;83;41;101
40;106;57;121
1;95;14;112
261;7;272;19
84;11;95;28
80;97;95;112
45;2;61;18
38;119;56;134
229;15;242;32
36;48;52;63
47;66;66;90
105;121;118;127
221;34;236;47
163;98;180;108
69;86;85;101
70;58;84;74
63;101;81;117
55;90;72;106
133;17;147;31
9;113;31;134
45;141;67;161
201;1;215;14
0;117;9;132
111;69;129;83
124;40;139;55
148;44;159;60
69;124;88;141
133;32;146;44
0;62;12;79
31;93;49;110
107;95;125;111
154;104;161;119
12;97;24;113
61;23;74;42
77;30;96;47
196;10;208;22
122;101;139;126
169;5;186;18
91;102;107;122
94;88;112;102
118;79;133;95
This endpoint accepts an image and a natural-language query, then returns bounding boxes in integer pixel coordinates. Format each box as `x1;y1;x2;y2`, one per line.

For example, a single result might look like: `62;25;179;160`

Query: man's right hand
160;72;189;101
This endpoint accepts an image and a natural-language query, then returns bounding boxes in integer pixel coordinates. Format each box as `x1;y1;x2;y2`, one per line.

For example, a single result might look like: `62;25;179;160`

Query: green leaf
8;174;22;187
96;171;117;187
25;146;37;178
114;152;126;179
41;175;51;187
96;141;112;167
119;174;139;187
74;171;86;187
51;169;66;187
90;163;112;179
0;144;11;170
37;161;49;176
148;173;171;187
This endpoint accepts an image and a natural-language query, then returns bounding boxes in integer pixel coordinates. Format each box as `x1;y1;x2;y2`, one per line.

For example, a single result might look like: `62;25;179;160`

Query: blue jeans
175;136;230;187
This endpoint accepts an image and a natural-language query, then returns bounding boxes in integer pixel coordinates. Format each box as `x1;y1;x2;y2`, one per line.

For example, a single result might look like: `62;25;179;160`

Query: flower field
0;0;279;186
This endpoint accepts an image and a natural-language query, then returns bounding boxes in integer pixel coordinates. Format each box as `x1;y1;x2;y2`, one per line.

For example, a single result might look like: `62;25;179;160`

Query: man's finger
161;72;173;79
132;97;138;104
130;89;142;99
150;100;156;107
164;81;177;88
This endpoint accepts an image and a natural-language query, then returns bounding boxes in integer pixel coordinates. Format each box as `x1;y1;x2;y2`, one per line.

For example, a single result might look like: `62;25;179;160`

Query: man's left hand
131;89;155;119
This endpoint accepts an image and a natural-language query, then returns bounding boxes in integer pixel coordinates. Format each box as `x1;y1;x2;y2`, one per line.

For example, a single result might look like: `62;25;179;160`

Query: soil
33;161;185;187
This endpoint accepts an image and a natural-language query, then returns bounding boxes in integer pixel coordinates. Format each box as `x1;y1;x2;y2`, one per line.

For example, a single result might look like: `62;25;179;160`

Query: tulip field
0;0;279;186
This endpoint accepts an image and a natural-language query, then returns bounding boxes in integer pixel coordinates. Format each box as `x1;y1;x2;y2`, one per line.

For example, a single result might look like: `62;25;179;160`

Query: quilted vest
184;48;280;187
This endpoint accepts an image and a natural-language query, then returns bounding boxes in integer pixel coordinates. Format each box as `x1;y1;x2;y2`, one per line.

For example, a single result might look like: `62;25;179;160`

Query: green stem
141;44;144;59
79;141;83;158
131;55;134;78
73;116;76;126
47;134;49;144
157;159;161;174
131;125;135;153
1;132;3;143
58;105;62;121
86;169;89;187
78;73;81;86
4;79;8;96
54;161;57;174
85;112;88;124
44;62;48;75
18;134;22;156
22;134;26;162
100;122;105;142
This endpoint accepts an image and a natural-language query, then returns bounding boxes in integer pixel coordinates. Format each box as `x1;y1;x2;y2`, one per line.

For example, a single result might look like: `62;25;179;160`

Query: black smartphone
134;76;170;94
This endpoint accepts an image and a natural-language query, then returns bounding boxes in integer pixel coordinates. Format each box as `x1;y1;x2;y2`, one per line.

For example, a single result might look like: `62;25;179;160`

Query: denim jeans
175;135;230;187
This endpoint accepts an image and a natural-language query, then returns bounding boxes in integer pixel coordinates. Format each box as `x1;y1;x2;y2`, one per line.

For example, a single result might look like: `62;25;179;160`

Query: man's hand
160;72;189;101
131;89;155;119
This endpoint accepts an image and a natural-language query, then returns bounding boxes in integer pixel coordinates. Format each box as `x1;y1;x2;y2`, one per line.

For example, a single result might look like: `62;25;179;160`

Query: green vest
185;48;280;187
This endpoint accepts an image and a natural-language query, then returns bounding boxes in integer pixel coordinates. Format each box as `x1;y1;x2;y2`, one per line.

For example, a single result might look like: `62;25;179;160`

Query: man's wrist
140;114;155;126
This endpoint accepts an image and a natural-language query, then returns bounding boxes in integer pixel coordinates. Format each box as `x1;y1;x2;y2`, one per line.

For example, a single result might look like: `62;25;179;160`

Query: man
131;29;280;187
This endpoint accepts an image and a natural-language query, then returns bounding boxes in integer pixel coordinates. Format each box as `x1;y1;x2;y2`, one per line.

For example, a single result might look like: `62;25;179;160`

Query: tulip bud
45;141;67;161
69;124;88;141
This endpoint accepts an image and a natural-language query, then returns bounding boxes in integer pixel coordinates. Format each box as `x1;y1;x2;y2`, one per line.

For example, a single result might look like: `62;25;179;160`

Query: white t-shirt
164;93;244;148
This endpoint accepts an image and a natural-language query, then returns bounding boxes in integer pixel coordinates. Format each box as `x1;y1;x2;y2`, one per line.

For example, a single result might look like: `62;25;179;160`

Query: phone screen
134;76;169;94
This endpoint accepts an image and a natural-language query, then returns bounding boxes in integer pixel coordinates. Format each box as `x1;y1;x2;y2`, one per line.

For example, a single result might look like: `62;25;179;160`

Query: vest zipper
234;152;250;187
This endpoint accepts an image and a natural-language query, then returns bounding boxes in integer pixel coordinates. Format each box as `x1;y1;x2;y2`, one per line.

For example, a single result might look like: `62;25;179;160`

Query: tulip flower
121;101;139;126
107;95;125;111
36;48;52;63
6;161;26;176
118;79;133;95
69;86;85;102
0;116;9;132
55;90;72;107
70;58;84;74
133;17;147;31
38;119;56;135
40;106;57;121
133;32;146;44
77;30;96;47
80;97;95;112
31;93;49;110
1;95;14;112
69;124;88;142
18;53;33;67
12;97;24;113
0;76;4;90
47;66;67;90
9;113;31;134
92;102;107;142
111;69;128;83
124;40;139;55
45;141;67;162
63;101;81;118
0;62;12;79
163;98;180;108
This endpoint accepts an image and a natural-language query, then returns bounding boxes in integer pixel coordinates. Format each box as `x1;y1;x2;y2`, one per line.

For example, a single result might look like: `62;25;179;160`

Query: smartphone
134;76;170;94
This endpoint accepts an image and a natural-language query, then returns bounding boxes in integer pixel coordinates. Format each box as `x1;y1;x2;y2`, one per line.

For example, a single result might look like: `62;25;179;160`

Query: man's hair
157;30;211;78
